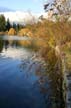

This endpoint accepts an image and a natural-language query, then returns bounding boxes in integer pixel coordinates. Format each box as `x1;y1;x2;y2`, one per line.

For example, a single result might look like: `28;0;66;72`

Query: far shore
0;31;8;35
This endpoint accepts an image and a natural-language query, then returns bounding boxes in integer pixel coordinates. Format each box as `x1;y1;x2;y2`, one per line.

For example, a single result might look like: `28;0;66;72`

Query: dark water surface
0;36;51;108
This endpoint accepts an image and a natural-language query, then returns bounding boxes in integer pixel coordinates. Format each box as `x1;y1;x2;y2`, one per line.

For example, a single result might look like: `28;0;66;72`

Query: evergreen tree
12;22;16;30
6;19;11;31
0;15;6;31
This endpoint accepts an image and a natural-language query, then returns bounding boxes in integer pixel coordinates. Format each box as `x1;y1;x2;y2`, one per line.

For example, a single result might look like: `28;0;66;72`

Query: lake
0;36;52;108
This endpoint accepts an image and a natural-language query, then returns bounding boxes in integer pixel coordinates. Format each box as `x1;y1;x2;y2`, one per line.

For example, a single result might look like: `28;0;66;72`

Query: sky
0;0;53;13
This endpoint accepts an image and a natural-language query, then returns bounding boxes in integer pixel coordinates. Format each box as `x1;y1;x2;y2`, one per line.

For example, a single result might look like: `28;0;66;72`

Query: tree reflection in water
4;40;9;50
0;39;3;52
19;56;52;108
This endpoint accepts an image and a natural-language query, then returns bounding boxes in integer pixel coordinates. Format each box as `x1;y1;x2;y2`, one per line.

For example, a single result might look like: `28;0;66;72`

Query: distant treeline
0;14;24;32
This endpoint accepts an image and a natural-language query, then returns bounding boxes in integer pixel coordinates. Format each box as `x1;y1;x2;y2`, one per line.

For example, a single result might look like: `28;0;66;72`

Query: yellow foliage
18;40;31;47
18;28;33;37
8;28;16;35
34;39;47;47
25;21;71;44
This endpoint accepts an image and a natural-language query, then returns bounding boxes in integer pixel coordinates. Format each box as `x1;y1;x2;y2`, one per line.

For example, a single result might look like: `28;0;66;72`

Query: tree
54;0;71;15
12;22;16;30
0;15;6;31
8;28;16;35
6;19;11;31
44;0;71;20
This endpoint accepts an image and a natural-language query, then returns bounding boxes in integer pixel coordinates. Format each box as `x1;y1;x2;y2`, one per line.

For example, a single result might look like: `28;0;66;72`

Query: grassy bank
23;20;71;108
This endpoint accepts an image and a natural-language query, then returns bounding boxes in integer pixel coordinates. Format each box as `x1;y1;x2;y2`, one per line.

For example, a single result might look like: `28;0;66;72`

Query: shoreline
0;31;8;35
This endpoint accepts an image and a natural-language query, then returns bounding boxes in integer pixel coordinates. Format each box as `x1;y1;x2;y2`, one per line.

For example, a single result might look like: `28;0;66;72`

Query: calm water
0;36;52;108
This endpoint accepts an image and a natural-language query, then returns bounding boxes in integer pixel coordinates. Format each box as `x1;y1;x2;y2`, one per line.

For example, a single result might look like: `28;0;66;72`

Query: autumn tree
8;28;16;35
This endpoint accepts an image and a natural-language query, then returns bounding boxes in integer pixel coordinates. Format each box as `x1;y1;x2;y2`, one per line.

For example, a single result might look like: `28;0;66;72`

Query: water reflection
0;37;24;53
20;57;52;108
0;39;3;52
4;40;9;50
0;36;52;108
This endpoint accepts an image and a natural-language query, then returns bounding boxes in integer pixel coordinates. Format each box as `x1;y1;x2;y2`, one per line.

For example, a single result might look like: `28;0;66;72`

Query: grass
66;51;71;72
